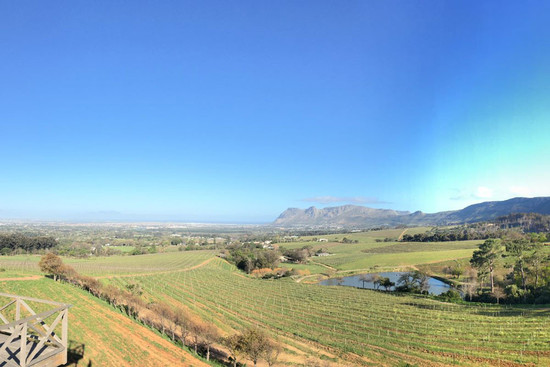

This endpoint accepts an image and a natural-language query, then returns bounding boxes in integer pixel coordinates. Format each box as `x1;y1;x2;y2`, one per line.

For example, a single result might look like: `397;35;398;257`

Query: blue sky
1;1;549;223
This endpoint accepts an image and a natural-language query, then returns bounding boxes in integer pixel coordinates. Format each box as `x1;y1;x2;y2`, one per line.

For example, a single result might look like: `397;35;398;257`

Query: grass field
0;250;217;277
107;257;550;366
1;227;549;366
276;229;480;275
0;278;209;367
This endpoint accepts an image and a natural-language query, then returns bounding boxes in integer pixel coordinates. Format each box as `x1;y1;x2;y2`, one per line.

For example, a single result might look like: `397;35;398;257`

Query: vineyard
1;228;549;366
107;257;550;366
0;278;208;367
0;250;217;277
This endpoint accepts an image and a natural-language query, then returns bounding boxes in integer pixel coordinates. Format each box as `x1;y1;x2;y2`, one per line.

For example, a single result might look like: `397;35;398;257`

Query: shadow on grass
63;340;92;366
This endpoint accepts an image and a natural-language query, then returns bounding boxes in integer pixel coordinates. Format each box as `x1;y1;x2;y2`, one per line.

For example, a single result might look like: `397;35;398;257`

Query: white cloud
509;186;532;197
301;196;390;205
474;186;493;199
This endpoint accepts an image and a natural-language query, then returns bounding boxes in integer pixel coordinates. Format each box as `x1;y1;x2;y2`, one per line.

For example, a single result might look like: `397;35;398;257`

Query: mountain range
273;197;550;228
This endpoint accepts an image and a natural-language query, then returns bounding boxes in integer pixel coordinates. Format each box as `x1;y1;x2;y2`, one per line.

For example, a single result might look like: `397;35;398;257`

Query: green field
1;227;549;366
0;250;217;276
107;256;550;366
0;278;209;367
277;229;480;275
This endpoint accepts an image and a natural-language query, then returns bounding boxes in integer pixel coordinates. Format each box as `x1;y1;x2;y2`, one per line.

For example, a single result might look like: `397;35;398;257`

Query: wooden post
20;322;27;367
16;297;21;320
0;294;71;366
62;308;68;364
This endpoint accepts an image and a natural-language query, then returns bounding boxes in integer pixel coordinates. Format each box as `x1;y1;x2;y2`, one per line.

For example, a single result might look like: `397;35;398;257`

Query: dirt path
0;275;41;281
309;259;336;271
295;274;323;283
95;257;217;279
398;228;408;241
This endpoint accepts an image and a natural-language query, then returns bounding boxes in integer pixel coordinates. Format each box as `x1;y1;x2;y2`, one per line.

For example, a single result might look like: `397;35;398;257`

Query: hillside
0;278;208;367
273;196;550;228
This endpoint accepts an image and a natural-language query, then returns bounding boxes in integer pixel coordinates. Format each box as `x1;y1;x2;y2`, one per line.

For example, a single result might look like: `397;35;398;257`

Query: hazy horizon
1;195;547;224
2;1;549;223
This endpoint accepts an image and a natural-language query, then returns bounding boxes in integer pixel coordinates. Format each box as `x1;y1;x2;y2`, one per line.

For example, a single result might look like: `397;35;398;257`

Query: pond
319;272;452;295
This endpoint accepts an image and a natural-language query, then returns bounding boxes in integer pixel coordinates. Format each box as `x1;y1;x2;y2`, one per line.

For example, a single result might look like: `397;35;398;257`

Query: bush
535;289;550;304
437;289;462;302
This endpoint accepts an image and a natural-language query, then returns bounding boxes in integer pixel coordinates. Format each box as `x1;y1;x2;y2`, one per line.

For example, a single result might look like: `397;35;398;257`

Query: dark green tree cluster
402;213;550;242
402;230;501;242
492;213;550;233
0;233;57;254
281;245;314;263
395;271;430;294
223;328;281;367
226;246;281;273
469;237;550;304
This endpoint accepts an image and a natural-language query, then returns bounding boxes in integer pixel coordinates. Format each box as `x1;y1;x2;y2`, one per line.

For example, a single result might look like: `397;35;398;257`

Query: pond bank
319;271;454;296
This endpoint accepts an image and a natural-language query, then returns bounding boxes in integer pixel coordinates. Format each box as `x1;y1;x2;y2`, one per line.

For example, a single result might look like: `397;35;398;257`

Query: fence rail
0;293;71;367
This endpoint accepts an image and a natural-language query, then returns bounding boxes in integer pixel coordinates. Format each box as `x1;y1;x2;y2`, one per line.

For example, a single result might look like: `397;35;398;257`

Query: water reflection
319;272;452;295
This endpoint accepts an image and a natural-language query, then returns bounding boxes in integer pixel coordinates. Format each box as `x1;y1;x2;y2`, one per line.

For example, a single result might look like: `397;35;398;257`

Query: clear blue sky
1;1;549;223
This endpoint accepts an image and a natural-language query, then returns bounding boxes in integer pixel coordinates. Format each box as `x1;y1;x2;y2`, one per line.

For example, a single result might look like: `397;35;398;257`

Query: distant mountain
273;205;410;227
272;197;550;228
442;197;550;224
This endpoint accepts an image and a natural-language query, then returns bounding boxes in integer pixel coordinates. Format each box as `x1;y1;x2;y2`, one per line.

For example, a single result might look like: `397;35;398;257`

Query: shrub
437;289;462;302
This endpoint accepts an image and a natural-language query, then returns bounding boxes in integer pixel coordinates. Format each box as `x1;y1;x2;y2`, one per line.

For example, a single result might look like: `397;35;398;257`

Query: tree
263;339;282;367
38;253;64;281
526;244;547;288
492;286;505;304
369;275;381;289
174;309;193;348
470;239;503;293
191;319;207;354
202;323;220;361
364;274;381;289
223;333;245;367
240;328;271;367
379;277;395;291
397;272;414;291
396;271;428;293
417;272;430;294
148;303;175;336
359;274;369;289
462;281;477;301
505;237;530;292
451;266;463;279
170;237;183;246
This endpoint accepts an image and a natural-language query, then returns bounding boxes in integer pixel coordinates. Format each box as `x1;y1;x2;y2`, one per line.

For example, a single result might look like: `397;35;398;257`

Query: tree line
38;253;282;366
402;213;550;243
401;231;501;242
0;233;57;254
